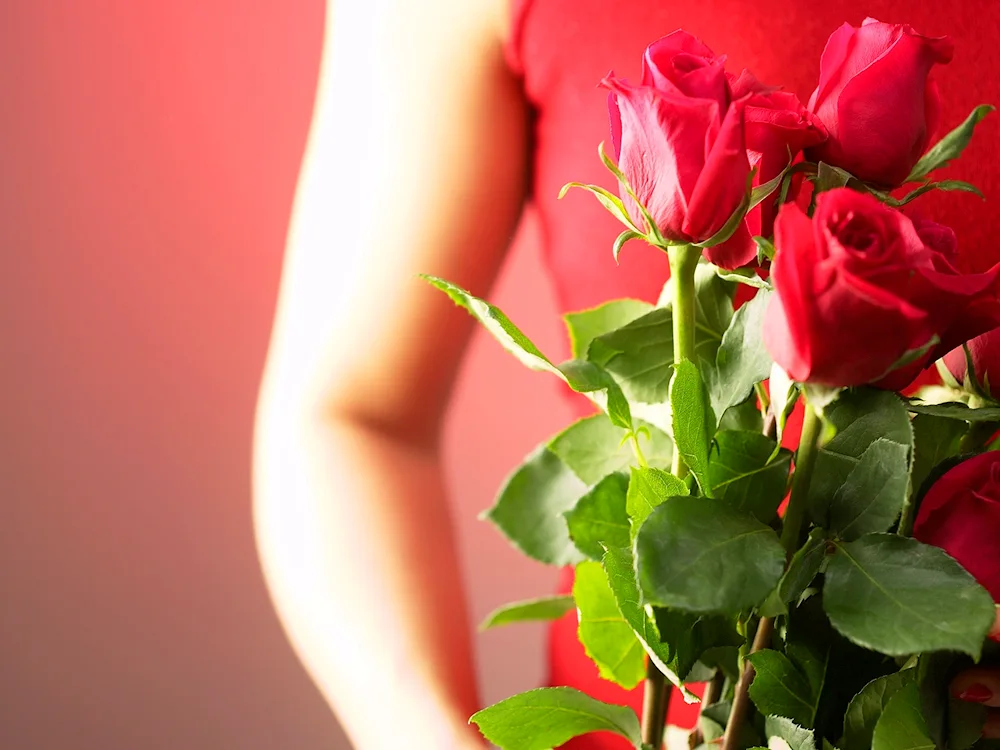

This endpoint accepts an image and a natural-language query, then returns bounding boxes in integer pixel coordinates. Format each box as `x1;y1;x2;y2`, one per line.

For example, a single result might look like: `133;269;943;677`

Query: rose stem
639;243;701;749
688;670;726;748
669;244;700;480
721;403;823;750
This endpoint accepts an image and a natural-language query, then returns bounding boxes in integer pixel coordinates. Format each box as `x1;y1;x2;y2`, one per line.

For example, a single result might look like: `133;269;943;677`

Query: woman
251;1;1000;748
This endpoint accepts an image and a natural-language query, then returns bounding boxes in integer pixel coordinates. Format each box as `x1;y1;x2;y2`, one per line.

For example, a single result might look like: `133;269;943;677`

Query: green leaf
709;430;792;523
565;473;631;560
470;686;642;750
423;276;633;428
824;534;996;658
626;466;689;541
484;446;587;566
423;275;555;372
670;359;717;495
842;670;917;750
949;698;989;750
636;497;785;613
907;105;995;182
719;396;766;434
786;641;829;713
748;649;818;727
692;263;736;365
574;560;647;689
766;716;817;750
910;414;968;497
777;529;828;608
905;401;1000;422
602;545;690;694
558;181;641;233
480;595;576;630
589;307;674;404
809;389;913;528
828;439;910;541
872;682;935;750
549;415;673;485
706;289;774;419
756;236;777;262
556;358;633;430
565;300;654;361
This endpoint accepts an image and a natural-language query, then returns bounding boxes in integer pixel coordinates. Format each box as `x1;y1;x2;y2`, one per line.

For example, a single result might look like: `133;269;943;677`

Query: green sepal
907;105;995;182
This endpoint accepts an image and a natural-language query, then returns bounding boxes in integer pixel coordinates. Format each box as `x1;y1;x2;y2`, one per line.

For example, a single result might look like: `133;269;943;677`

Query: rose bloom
763;189;1000;388
716;73;828;267
914;452;1000;602
943;327;1000;399
806;18;953;187
604;31;751;266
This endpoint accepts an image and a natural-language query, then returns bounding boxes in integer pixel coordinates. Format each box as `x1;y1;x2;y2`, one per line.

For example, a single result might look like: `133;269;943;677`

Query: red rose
763;189;1000;388
714;81;829;268
806;18;953;187
914;452;1000;602
943;327;1000;398
605;32;750;266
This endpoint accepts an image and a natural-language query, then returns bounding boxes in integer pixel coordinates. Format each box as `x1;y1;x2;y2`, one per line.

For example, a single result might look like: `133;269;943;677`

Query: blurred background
0;3;568;748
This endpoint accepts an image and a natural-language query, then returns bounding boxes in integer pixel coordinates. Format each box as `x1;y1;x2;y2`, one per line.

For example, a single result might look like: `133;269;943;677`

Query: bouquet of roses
425;17;1000;750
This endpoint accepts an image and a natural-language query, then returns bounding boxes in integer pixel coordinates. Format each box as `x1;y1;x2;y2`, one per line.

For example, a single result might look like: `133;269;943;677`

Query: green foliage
589;307;674;404
809;390;913;528
909;414;968;498
842;670;917;750
670;359;717;494
574;561;647;689
761;528;828;617
907;105;995;182
564;299;654;361
548;415;672;485
706;290;774;419
906;401;1000;422
748;649;822;727
601;546;676;679
823;534;996;658
709;430;792;523
766;716;817;750
565;473;631;560
871;682;935;750
635;497;785;613
480;595;576;630
558;182;641;234
423;276;632;428
470;687;642;749
828;439;910;541
625;466;689;541
484;447;587;566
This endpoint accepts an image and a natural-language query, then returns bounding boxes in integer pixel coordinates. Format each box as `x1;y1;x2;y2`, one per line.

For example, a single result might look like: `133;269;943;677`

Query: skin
250;0;1000;747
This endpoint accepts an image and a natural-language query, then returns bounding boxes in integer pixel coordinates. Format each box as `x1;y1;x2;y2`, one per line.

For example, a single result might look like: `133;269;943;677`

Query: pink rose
806;18;953;187
604;32;751;266
914;452;1000;602
763;189;1000;388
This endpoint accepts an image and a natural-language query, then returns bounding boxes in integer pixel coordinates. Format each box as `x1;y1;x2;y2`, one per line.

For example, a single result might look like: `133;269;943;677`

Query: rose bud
604;31;751;267
914;452;1000;602
763;189;1000;388
806;18;953;187
713;83;828;268
943;327;1000;398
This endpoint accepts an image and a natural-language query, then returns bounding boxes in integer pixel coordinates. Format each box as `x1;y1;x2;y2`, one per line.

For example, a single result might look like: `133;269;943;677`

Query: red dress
503;1;1000;747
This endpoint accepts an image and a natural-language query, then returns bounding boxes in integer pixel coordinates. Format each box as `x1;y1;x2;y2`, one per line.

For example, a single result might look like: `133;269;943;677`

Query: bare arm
252;0;528;748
